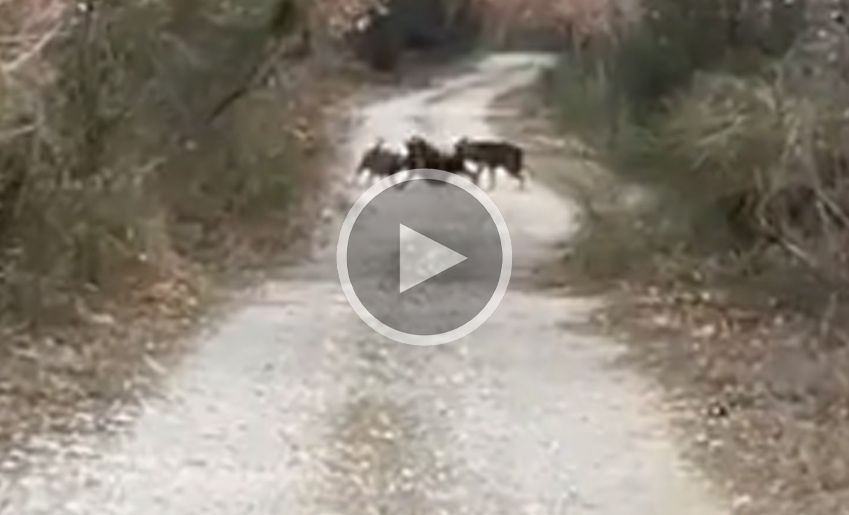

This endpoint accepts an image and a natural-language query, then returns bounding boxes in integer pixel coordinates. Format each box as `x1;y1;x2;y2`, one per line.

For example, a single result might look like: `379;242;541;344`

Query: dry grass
538;0;849;512
0;0;560;465
654;74;785;193
0;0;363;468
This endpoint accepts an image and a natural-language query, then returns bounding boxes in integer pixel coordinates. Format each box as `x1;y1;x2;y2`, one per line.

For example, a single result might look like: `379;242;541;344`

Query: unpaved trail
0;53;729;515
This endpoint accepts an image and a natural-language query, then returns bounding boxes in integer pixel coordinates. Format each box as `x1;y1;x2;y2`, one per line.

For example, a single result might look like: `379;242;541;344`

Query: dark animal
404;135;444;169
355;139;410;188
454;137;529;190
404;135;477;185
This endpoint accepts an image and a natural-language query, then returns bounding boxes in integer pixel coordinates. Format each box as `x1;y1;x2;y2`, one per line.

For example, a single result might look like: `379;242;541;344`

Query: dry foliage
0;0;368;466
548;0;849;291
545;1;849;511
0;0;358;328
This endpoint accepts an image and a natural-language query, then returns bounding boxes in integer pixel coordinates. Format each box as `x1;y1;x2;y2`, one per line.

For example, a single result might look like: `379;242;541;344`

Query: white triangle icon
399;224;467;293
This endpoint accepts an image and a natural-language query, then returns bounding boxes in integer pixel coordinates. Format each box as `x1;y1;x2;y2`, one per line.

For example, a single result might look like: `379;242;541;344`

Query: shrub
544;0;849;274
0;0;332;328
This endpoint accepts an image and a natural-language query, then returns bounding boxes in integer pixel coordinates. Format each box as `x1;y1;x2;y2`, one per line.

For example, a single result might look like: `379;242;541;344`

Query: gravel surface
0;53;729;515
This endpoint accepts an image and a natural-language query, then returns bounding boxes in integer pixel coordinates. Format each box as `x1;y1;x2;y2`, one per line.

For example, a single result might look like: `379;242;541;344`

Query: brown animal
404;135;477;186
355;139;410;188
454;138;529;190
404;136;445;169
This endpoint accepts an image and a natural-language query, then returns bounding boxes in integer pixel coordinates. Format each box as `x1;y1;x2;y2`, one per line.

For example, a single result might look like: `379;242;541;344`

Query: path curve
0;53;728;515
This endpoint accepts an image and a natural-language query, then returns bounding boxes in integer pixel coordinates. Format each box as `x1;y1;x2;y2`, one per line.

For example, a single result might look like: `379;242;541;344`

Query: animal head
356;137;412;178
453;137;471;152
405;135;425;150
356;139;385;173
403;136;426;166
407;136;442;156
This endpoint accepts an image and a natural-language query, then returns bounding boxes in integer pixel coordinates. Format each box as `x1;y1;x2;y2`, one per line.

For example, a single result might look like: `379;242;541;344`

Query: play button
399;224;467;293
337;168;512;346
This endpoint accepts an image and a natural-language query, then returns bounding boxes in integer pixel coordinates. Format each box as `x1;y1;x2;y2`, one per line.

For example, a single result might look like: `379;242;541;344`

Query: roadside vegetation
0;0;350;459
0;0;508;470
10;0;848;511
541;0;849;512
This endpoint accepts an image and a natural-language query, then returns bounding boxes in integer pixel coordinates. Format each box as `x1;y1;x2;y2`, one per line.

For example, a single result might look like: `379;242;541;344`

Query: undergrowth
0;0;327;331
0;0;352;455
543;2;849;512
545;0;849;300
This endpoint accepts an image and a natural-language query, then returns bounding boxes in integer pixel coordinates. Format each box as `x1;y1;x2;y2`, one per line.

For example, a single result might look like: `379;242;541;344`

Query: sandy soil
0;53;730;514
496;73;849;515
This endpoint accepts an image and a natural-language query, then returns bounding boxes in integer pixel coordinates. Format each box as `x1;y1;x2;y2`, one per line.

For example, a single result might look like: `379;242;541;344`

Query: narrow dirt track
0;53;730;515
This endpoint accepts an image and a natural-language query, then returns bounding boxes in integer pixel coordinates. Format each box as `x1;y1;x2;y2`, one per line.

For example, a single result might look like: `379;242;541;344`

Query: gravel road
0;53;729;515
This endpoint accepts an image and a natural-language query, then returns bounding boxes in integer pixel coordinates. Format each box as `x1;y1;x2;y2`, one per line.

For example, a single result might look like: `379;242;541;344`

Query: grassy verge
535;2;849;513
0;0;356;469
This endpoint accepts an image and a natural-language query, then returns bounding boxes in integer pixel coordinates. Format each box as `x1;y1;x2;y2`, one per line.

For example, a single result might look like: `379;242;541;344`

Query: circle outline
337;168;512;346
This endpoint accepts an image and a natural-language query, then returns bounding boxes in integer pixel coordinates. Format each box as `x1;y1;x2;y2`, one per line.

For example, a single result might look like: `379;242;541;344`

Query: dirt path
0;53;730;515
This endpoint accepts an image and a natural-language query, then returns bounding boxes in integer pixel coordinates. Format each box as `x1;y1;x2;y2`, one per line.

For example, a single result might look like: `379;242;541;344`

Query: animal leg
459;161;476;187
464;164;474;186
365;171;377;187
519;167;531;191
469;162;486;189
398;169;415;189
513;168;527;191
403;169;416;188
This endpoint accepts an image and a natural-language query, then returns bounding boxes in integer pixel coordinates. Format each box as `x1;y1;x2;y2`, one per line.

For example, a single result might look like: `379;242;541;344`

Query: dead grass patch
0;0;360;469
502;65;849;513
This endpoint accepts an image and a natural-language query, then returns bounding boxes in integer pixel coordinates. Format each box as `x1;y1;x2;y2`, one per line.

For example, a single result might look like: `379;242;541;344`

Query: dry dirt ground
494;78;849;515
0;52;483;479
0;53;731;514
3;49;847;515
0;62;360;478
